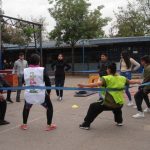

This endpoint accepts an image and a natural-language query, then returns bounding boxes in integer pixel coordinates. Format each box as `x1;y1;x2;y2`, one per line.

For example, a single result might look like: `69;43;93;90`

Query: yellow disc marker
72;104;79;109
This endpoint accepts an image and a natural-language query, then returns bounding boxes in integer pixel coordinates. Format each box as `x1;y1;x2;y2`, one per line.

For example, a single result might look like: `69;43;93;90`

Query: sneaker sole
44;126;57;131
20;127;28;130
127;104;134;106
79;126;90;130
132;116;144;119
143;111;150;113
116;124;123;126
20;126;28;130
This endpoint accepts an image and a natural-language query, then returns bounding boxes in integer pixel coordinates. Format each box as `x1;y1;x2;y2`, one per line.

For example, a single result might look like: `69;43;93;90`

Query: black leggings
23;94;53;125
84;102;123;126
0;101;7;121
134;89;150;112
55;77;65;97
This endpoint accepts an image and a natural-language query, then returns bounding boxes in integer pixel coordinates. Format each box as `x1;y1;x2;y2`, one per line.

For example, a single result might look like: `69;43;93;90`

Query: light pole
82;40;85;67
39;25;43;66
0;0;2;69
82;39;89;70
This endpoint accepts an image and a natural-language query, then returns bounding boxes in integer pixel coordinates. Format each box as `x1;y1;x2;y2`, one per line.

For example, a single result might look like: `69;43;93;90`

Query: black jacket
51;60;71;79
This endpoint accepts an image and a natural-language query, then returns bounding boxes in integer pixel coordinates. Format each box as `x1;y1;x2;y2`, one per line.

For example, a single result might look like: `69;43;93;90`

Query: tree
30;16;49;41
137;0;150;22
137;0;150;33
48;0;110;71
1;24;26;45
110;1;149;37
1;23;40;45
1;16;44;46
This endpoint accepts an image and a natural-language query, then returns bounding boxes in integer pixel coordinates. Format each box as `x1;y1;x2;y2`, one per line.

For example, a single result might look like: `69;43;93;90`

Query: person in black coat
51;54;71;101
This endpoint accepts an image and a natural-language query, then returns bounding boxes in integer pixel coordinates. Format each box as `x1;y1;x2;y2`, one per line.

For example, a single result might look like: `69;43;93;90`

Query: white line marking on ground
0;116;45;134
0;110;60;134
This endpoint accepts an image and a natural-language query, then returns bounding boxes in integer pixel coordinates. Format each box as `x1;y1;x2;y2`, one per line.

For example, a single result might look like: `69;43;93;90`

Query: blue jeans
120;71;132;101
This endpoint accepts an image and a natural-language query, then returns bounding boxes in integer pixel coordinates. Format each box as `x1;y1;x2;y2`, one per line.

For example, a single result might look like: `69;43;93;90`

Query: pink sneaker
45;123;57;131
20;124;28;130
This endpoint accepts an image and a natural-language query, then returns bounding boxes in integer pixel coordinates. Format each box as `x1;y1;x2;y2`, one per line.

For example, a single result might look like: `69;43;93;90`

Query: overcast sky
2;0;130;35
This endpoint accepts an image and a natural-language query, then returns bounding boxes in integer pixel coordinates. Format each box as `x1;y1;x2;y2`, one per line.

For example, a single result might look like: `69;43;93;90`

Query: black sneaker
79;122;90;130
98;97;104;101
6;98;13;103
0;120;10;125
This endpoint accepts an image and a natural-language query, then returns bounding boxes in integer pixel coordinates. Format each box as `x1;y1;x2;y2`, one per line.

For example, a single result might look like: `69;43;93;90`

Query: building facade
2;36;150;72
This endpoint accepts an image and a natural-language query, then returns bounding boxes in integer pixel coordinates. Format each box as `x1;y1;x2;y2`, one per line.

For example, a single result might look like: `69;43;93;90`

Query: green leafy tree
30;16;49;41
110;1;150;37
137;0;150;34
1;16;43;46
1;24;26;45
48;0;110;71
1;24;39;45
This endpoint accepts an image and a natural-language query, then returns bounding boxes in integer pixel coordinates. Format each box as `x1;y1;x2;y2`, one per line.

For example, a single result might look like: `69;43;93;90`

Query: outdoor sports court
0;76;150;150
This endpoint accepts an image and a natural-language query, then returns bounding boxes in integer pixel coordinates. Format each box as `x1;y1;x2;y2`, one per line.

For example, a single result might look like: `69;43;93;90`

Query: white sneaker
116;123;123;126
57;97;60;100
127;101;134;106
143;108;150;113
133;105;137;109
132;112;144;118
59;97;62;101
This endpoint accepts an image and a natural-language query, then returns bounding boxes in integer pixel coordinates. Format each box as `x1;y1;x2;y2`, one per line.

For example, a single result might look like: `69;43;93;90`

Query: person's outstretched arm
65;62;71;71
130;58;140;71
128;79;141;85
78;80;103;88
12;61;17;74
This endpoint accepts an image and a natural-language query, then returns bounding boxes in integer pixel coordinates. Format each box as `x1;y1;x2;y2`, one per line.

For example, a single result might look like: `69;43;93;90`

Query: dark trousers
134;89;150;112
16;75;23;101
0;101;7;121
3;81;11;100
84;102;123;126
55;77;65;97
23;94;53;125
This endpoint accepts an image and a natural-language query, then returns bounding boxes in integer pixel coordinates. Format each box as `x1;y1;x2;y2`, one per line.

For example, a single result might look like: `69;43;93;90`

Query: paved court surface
0;76;150;150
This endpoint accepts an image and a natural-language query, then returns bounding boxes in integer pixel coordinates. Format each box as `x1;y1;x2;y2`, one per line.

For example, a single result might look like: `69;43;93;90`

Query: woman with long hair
120;50;140;106
51;54;71;101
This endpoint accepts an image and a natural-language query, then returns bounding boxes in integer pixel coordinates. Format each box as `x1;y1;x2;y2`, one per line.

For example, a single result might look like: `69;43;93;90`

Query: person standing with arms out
120;50;140;106
132;55;150;118
97;53;111;100
51;54;71;101
20;54;56;131
78;63;140;130
12;53;28;102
